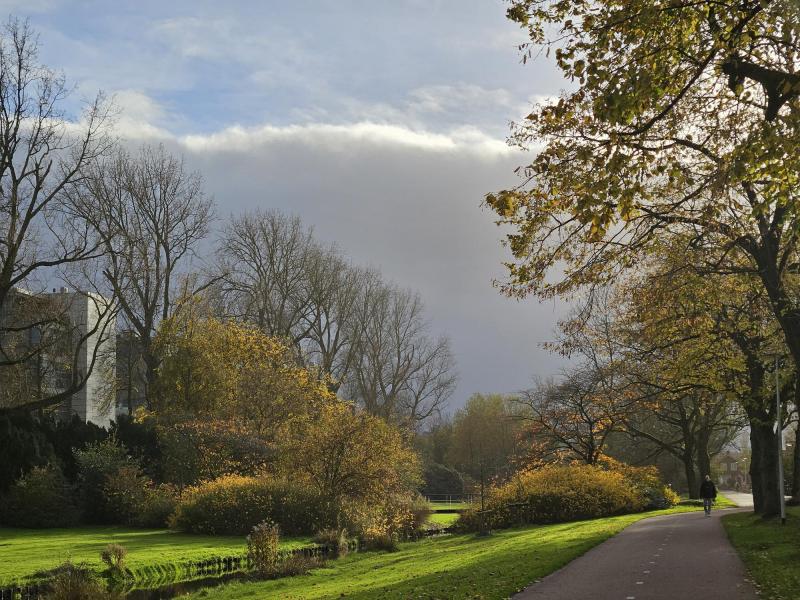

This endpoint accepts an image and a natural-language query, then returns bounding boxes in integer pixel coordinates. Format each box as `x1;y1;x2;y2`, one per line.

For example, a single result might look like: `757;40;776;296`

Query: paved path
722;490;754;508
514;509;757;600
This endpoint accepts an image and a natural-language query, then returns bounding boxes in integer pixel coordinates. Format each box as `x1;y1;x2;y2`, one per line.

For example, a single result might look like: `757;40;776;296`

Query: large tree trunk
696;430;712;484
749;417;782;517
682;445;698;499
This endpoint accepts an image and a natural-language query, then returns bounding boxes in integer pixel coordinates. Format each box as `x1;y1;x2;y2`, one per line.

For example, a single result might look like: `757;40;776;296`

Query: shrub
47;416;108;481
74;439;132;524
313;528;350;558
102;465;177;528
247;520;281;578
457;463;653;531
275;554;324;576
110;414;161;480
601;457;678;510
278;402;421;505
100;544;127;572
136;484;178;528
0;413;106;493
170;475;331;535
43;562;118;600
0;412;57;492
0;464;80;528
102;465;150;524
362;530;399;552
409;494;433;534
157;419;273;488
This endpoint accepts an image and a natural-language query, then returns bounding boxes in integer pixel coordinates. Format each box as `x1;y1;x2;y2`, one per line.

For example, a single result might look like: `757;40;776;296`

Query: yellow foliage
170;474;330;535
458;461;676;531
279;400;421;504
153;313;335;434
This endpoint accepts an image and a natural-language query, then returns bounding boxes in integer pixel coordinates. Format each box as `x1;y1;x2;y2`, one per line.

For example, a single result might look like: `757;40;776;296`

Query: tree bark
682;443;698;499
749;416;781;517
696;430;712;484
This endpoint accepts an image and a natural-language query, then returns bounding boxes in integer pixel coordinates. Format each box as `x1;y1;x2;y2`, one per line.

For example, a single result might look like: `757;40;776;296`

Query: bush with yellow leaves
169;474;331;535
458;461;676;531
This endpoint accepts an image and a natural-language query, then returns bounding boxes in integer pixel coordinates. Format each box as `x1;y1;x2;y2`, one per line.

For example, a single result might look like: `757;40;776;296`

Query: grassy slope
723;505;800;600
0;526;310;585
188;505;702;600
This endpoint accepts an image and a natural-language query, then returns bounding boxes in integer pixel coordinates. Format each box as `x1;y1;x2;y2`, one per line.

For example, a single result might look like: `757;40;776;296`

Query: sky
7;0;572;410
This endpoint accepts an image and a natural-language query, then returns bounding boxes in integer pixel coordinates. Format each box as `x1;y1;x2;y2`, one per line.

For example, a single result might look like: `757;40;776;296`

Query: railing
0;584;45;600
424;493;477;504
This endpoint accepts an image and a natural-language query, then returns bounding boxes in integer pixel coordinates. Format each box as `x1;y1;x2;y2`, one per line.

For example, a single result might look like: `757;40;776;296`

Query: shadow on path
514;509;757;600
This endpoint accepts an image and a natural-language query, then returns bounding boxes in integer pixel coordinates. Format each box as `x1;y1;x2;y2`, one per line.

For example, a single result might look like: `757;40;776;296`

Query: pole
776;356;786;525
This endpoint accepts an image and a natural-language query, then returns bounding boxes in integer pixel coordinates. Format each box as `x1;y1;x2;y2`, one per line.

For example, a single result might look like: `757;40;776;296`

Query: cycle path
513;507;757;600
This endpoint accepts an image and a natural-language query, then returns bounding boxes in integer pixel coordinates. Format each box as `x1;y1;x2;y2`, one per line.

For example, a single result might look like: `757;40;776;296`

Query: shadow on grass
201;519;637;600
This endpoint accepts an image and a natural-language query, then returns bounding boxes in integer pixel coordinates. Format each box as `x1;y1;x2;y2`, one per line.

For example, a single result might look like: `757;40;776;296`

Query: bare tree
217;210;373;393
300;258;372;392
216;210;316;345
0;19;117;412
78;144;214;406
347;285;456;426
517;368;622;465
216;210;456;421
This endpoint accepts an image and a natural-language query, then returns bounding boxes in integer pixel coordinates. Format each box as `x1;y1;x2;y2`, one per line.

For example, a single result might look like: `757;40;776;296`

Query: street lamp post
774;355;787;525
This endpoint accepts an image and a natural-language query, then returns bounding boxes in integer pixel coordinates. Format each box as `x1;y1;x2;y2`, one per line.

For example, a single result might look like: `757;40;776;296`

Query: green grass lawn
0;526;311;586
427;512;460;527
723;505;800;600
187;505;702;600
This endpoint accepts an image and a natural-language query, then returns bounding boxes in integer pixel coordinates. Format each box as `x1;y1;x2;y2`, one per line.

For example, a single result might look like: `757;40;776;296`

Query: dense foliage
156;418;273;488
169;475;331;535
0;464;81;528
154;313;335;433
487;0;800;516
458;462;677;531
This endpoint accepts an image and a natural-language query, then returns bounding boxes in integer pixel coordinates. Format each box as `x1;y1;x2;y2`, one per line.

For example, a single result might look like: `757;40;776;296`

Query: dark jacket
699;480;717;499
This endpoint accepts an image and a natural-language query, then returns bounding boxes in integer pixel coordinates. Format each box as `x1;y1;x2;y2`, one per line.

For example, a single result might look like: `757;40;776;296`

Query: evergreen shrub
74;439;131;524
0;464;81;528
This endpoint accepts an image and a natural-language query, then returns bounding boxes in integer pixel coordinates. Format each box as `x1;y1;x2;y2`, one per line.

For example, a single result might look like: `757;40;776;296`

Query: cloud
24;0;573;408
101;91;565;408
110;90;174;140
177;121;514;157
0;0;58;13
133;114;567;407
408;84;517;114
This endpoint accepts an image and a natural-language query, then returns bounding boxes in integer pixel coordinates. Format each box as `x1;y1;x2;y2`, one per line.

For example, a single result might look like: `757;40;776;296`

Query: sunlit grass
0;526;310;585
188;505;702;599
723;506;800;600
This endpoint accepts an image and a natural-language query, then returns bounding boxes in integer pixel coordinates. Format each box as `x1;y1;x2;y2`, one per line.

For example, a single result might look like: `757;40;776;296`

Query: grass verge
0;526;310;586
187;505;700;599
723;506;800;600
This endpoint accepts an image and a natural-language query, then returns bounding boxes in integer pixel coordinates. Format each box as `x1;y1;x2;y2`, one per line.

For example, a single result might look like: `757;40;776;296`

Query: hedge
458;462;677;531
170;475;333;535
